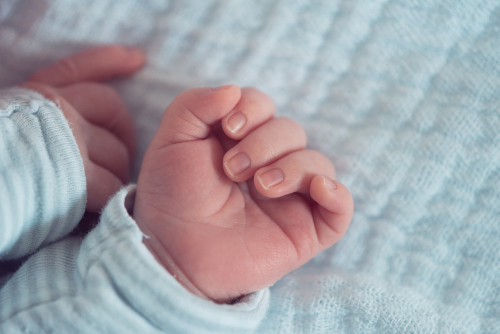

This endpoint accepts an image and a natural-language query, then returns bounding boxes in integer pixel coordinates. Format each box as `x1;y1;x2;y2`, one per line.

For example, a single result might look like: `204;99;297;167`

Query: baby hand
134;86;354;303
22;46;144;212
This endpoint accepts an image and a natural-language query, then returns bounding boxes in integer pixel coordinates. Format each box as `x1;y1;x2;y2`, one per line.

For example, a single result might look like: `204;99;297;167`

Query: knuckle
172;88;208;114
280;117;307;142
306;150;336;177
241;87;275;115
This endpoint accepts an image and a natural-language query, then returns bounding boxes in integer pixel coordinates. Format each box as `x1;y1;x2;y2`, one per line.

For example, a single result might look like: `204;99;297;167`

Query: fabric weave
1;1;499;332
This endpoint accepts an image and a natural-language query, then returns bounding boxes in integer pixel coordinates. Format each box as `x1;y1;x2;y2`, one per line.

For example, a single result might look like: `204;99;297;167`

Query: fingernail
323;177;337;191
258;168;284;189
225;152;251;176
211;84;234;91
226;111;247;134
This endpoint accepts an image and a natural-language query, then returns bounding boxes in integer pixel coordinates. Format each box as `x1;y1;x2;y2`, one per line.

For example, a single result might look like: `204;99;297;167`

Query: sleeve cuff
0;87;86;259
78;185;270;333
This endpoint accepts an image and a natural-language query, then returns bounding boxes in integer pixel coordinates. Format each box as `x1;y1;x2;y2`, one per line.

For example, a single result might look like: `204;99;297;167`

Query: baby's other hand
22;46;145;212
134;86;353;303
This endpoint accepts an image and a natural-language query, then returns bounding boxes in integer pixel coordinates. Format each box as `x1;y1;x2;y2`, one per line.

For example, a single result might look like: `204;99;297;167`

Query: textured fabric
0;90;268;333
1;0;500;333
1;185;269;333
0;87;86;260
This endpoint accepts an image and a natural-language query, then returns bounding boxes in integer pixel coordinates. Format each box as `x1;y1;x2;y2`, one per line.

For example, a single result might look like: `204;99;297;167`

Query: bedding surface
1;0;499;332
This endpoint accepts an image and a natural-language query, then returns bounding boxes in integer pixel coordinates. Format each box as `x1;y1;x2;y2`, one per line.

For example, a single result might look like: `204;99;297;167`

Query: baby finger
85;123;131;183
85;162;123;213
254;149;336;198
223;117;306;182
58;83;136;158
310;176;354;249
222;87;275;140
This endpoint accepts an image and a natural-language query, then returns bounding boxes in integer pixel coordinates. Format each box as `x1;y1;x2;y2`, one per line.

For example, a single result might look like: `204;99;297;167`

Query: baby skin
24;46;354;304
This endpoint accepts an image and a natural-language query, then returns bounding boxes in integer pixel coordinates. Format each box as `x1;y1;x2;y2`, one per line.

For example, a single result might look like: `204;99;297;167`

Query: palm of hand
134;86;353;302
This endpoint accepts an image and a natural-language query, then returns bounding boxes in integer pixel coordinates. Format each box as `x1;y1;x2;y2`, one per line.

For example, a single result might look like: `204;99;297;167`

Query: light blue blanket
1;0;499;332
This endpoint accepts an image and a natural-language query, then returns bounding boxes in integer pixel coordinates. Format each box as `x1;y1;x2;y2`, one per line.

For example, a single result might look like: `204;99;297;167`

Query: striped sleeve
0;186;269;333
0;87;86;260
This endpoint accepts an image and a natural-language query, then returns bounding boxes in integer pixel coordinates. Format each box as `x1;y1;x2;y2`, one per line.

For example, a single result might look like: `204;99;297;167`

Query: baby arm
0;46;143;259
24;45;144;212
134;86;354;303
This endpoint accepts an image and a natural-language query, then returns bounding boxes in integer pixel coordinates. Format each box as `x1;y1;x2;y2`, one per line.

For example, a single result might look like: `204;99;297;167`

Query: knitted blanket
1;0;499;332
